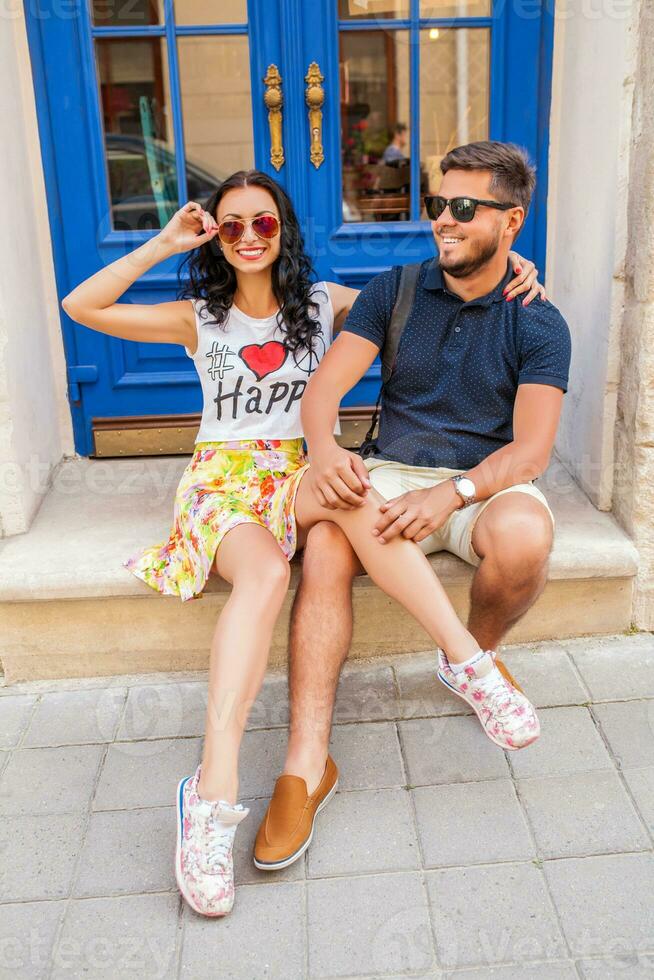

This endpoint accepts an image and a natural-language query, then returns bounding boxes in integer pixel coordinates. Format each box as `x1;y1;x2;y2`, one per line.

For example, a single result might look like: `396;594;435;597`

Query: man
382;122;409;164
254;141;571;871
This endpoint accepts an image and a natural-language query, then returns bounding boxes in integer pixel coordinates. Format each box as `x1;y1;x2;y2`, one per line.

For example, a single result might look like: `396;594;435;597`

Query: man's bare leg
468;493;554;653
253;487;549;871
283;522;363;796
281;495;552;795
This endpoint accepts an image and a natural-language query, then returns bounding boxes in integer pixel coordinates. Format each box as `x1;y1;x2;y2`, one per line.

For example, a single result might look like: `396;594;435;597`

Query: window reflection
340;31;414;222
420;0;491;16
173;0;247;25
90;0;163;26
96;38;180;231
339;25;490;223
177;35;254;181
338;0;409;19
419;28;489;211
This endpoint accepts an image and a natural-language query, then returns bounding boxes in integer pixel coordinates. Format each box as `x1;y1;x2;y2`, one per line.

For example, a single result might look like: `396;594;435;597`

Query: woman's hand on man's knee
306;442;371;511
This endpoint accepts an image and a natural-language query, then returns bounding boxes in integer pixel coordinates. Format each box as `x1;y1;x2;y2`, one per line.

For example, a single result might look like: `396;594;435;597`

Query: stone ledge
0;455;639;604
0;454;641;683
0;577;636;684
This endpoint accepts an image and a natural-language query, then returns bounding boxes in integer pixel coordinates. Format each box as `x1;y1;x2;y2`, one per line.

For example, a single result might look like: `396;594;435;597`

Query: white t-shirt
184;281;339;443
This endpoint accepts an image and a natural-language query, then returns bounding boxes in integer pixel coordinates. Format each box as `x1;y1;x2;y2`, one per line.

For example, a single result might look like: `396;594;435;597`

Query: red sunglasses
217;214;280;245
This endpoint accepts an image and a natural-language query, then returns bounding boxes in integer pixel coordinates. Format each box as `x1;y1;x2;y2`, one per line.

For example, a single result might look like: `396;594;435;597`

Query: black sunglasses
424;195;519;223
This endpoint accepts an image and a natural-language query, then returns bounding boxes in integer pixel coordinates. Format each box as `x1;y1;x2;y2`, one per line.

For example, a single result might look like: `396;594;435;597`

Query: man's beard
438;229;503;278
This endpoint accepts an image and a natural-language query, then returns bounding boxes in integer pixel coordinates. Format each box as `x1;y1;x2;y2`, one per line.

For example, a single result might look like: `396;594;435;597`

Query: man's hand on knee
373;483;460;544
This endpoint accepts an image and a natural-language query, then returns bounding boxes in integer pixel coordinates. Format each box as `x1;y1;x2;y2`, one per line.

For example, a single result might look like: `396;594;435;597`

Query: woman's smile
235;245;267;261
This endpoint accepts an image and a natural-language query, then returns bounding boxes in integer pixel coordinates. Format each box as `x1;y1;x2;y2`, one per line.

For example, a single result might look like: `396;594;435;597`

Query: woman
61;170;543;918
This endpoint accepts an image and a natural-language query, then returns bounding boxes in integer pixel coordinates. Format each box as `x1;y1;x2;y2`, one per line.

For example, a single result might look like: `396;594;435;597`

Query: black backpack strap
381;262;422;384
360;262;422;456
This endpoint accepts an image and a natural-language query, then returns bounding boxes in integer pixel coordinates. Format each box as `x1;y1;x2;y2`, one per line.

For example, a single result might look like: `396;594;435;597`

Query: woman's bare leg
294;477;480;664
197;523;290;804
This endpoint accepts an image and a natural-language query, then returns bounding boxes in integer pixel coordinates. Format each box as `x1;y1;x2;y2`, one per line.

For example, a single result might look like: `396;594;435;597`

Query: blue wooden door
26;0;554;456
294;0;555;407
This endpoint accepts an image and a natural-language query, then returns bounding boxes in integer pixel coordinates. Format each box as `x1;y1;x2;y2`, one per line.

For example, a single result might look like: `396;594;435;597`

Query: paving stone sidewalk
1;633;653;979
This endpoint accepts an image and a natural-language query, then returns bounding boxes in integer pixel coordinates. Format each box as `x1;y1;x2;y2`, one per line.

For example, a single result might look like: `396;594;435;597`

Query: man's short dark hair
440;141;536;216
394;122;408;136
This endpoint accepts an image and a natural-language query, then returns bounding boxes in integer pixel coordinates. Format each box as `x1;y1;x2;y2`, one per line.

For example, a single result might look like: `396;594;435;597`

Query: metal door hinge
67;365;98;403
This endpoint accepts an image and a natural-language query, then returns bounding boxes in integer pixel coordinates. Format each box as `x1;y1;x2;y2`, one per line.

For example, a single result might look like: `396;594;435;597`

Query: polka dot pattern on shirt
342;257;572;469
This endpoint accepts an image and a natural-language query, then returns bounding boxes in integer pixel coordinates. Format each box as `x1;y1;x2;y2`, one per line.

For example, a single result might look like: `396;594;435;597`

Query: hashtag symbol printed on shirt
206;343;236;381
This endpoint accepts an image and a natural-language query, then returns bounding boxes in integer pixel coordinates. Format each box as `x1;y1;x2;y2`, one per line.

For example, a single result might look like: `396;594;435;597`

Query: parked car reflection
106;135;223;232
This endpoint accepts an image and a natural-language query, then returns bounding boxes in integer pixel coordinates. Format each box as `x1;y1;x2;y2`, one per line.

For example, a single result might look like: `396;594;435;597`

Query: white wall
0;8;75;538
613;3;654;628
546;0;640;510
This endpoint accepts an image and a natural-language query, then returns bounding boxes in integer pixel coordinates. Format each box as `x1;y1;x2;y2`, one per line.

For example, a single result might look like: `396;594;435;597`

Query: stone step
0;454;639;684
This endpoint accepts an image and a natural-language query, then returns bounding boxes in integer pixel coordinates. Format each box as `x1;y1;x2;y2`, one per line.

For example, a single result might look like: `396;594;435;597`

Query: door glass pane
90;0;163;26
95;38;179;232
419;27;490;214
340;31;412;222
420;0;491;15
177;36;254;186
173;0;247;25
339;0;409;18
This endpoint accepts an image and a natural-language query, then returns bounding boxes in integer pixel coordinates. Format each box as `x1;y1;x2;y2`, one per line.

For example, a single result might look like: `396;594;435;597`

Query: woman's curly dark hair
177;169;325;356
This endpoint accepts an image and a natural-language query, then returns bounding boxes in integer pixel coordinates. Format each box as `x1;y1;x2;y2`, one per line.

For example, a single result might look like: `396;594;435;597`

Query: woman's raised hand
157;201;220;254
60;201;221;333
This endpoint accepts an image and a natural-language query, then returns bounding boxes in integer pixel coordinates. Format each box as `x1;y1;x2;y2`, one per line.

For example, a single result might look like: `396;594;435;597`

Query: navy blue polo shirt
341;257;571;469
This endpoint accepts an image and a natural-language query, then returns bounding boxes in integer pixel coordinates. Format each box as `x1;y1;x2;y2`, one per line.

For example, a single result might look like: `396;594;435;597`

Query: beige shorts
363;457;555;567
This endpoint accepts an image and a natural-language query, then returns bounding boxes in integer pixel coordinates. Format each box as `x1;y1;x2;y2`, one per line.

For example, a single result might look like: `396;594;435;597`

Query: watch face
457;478;476;498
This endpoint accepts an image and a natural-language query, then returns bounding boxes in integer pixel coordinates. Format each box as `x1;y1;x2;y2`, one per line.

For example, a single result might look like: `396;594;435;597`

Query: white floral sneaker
175;764;249;917
436;649;540;750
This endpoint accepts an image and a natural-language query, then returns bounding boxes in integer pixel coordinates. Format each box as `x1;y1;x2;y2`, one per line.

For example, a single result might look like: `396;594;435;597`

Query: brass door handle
263;65;284;171
305;62;325;169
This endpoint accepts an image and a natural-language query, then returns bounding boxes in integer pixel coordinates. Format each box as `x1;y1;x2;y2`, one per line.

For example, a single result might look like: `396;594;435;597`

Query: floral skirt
122;438;309;603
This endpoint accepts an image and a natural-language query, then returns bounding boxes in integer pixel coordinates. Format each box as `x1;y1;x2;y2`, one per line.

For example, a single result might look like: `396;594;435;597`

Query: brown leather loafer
253;755;338;870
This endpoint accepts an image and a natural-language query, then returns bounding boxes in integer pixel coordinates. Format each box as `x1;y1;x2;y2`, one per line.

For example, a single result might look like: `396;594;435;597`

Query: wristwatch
451;474;477;507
